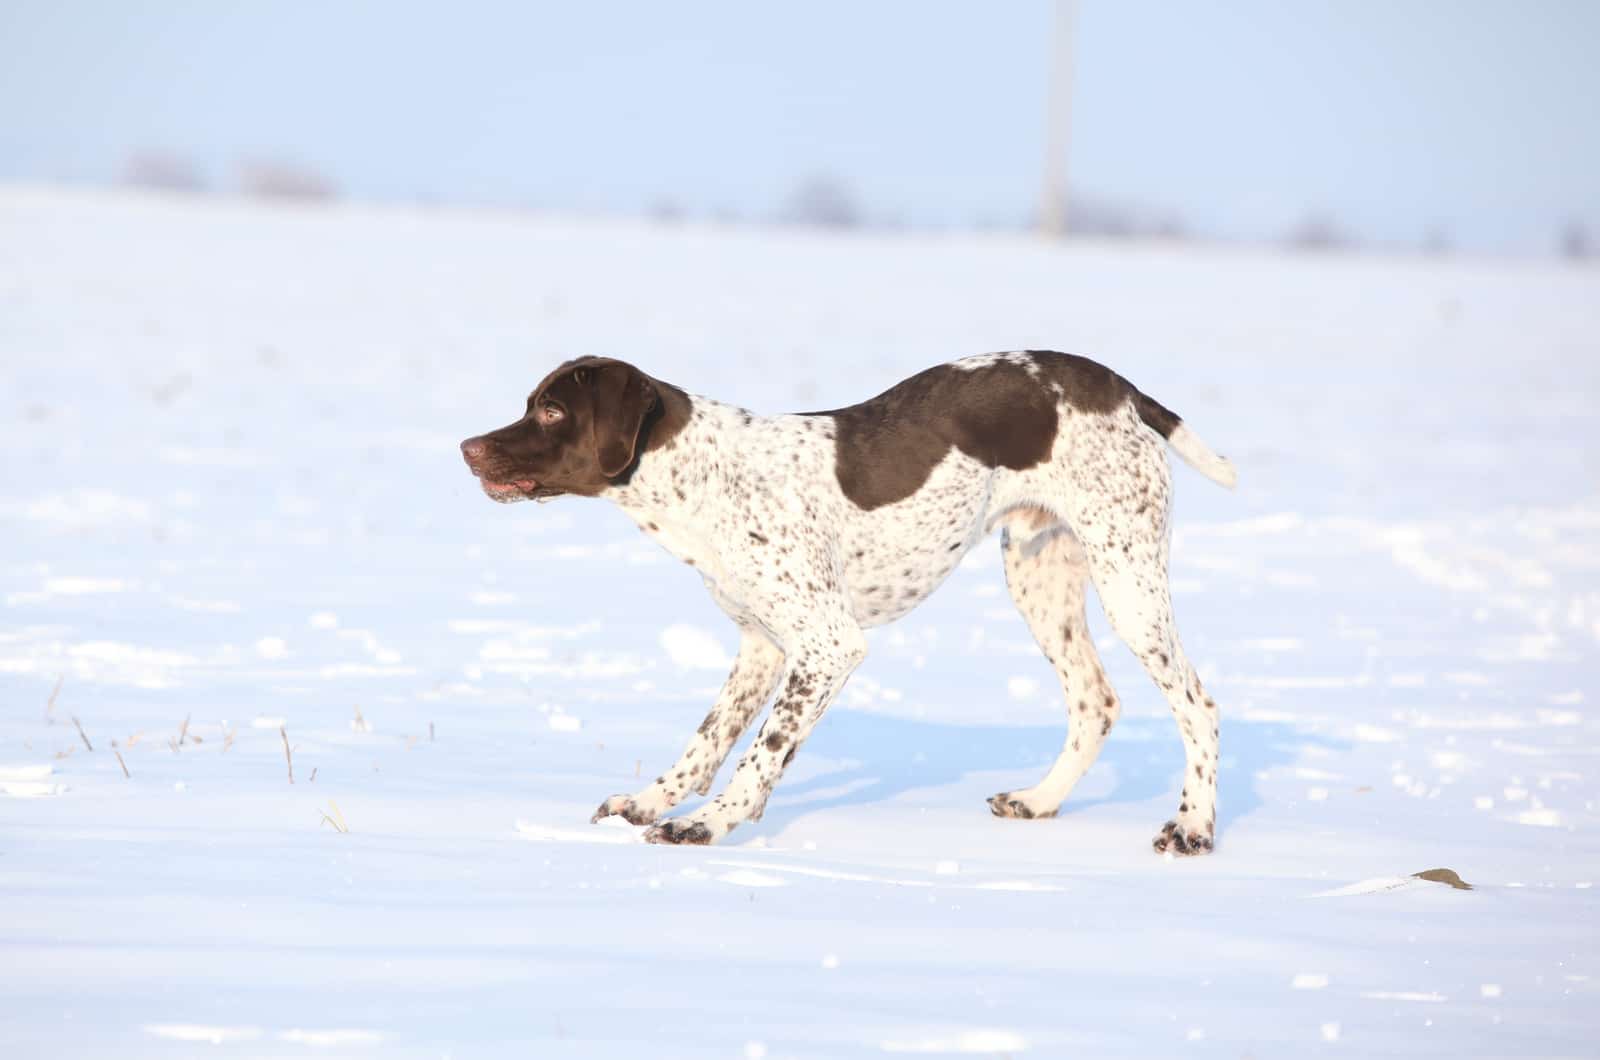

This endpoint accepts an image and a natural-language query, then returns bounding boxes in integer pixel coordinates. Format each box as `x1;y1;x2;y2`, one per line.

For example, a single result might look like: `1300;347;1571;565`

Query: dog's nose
460;438;488;468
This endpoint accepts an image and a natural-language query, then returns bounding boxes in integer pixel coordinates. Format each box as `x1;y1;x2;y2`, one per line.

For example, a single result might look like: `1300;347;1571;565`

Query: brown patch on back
1023;349;1183;439
1024;350;1129;415
805;358;1056;510
809;351;1137;511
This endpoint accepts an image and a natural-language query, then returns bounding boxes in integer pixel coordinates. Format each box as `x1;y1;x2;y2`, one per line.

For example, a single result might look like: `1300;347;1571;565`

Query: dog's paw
987;792;1058;820
643;818;716;846
1152;819;1214;856
590;795;659;826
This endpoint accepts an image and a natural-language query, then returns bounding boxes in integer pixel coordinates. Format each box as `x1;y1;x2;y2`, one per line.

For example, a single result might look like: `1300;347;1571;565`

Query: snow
659;622;735;671
1;186;1597;1056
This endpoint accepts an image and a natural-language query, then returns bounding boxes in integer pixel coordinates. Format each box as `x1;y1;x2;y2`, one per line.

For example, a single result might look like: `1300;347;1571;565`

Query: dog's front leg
645;614;866;845
591;629;783;826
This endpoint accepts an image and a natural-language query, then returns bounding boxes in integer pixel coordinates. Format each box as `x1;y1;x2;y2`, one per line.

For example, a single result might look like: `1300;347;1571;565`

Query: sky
0;0;1596;253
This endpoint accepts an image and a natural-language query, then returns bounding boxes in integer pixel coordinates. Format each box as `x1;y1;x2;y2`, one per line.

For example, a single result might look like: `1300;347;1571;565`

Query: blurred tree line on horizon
118;147;1590;263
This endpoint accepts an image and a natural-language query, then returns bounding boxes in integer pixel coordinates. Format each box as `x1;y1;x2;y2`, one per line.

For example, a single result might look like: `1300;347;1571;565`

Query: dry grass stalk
54;746;76;760
352;704;370;733
429;721;435;742
126;731;144;748
319;800;349;833
222;724;235;753
635;759;641;778
111;740;131;778
71;715;93;752
280;725;294;784
309;767;318;783
45;675;63;724
178;714;191;746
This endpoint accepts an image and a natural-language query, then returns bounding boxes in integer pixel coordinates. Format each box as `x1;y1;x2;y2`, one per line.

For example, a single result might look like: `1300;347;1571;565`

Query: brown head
459;357;663;503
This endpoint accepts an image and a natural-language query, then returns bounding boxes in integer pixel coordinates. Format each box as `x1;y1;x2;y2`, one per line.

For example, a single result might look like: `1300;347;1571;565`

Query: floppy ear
591;362;657;478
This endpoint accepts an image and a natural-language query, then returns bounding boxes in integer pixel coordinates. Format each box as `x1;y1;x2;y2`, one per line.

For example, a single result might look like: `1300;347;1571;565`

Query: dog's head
460;357;659;503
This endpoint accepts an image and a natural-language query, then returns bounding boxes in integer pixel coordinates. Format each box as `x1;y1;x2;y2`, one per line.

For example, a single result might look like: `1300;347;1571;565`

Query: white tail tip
1169;423;1237;489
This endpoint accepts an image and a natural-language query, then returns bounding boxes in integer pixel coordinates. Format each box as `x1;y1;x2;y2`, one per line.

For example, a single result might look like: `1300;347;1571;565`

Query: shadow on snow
760;708;1341;834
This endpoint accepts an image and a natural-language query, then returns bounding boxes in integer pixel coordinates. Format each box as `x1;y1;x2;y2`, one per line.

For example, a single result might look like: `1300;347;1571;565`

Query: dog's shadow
759;708;1338;832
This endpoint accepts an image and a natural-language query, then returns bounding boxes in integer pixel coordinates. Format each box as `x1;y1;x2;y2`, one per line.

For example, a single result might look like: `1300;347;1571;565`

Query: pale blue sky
2;1;1595;252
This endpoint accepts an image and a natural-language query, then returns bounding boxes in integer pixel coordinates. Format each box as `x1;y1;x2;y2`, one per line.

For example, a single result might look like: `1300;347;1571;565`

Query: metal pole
1040;0;1077;238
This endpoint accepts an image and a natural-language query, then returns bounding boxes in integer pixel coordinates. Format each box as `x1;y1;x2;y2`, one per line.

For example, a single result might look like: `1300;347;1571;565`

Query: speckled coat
462;350;1236;853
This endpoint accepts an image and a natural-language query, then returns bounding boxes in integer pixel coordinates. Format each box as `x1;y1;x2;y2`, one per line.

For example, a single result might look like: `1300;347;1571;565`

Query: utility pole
1039;0;1077;238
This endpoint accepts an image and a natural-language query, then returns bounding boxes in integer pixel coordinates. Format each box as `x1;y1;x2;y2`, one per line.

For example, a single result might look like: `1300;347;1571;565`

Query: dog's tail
1133;390;1238;490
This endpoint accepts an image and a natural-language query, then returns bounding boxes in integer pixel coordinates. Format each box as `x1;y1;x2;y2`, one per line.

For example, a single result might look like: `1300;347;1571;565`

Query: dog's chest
632;511;725;584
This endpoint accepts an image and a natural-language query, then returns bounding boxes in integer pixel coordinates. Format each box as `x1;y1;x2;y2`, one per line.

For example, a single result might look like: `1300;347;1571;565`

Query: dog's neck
606;389;743;538
605;392;758;582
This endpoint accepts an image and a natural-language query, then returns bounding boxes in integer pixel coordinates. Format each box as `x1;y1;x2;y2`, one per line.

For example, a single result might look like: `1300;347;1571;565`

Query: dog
460;351;1235;853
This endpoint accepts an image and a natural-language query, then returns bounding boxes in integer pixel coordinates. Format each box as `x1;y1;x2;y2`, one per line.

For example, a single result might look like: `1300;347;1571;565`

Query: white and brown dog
461;351;1236;853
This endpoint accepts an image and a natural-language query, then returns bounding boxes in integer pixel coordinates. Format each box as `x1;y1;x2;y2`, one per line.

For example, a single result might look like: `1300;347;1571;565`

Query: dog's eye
538;403;565;426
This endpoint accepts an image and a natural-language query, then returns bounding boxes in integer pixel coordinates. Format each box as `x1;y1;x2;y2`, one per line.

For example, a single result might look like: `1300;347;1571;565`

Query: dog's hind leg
988;512;1121;820
1067;423;1220;855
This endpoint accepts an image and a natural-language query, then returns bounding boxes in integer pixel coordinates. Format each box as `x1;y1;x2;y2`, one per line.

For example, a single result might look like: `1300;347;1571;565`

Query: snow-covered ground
1;187;1596;1057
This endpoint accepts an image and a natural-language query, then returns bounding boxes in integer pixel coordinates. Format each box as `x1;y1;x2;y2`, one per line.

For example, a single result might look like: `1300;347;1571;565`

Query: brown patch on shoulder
806;357;1063;510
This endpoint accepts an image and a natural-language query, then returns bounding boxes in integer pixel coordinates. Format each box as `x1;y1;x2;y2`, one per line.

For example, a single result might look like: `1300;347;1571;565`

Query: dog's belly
838;452;993;627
